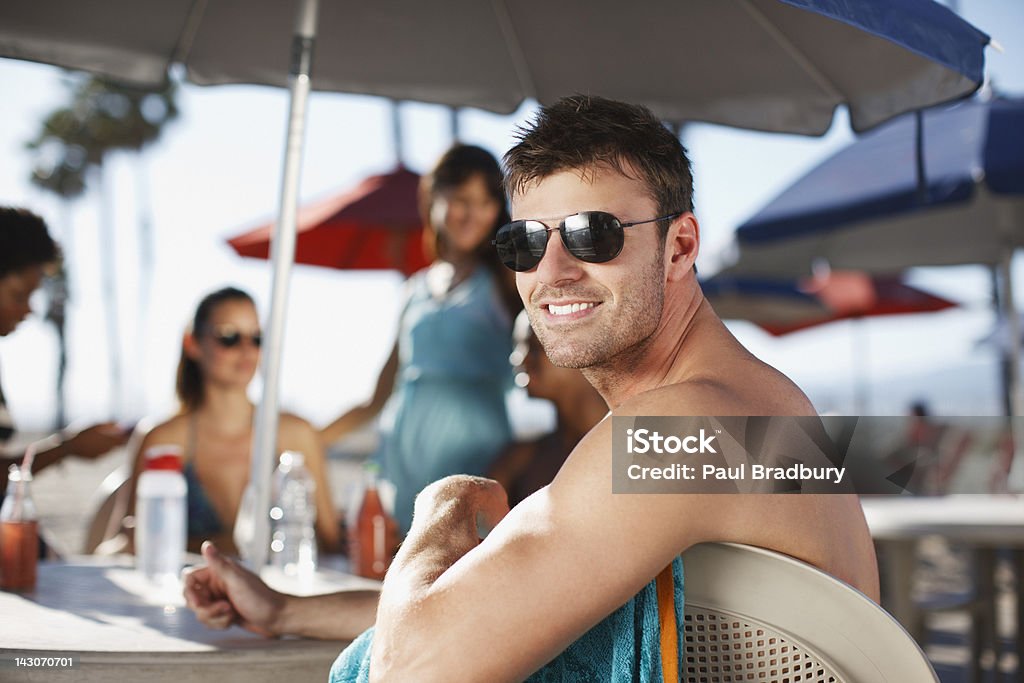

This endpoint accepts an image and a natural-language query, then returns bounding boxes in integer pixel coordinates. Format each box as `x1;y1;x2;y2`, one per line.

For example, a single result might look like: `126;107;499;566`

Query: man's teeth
548;302;595;316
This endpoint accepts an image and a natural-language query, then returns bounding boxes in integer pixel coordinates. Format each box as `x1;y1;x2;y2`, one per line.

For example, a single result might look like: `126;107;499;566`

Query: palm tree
26;73;178;421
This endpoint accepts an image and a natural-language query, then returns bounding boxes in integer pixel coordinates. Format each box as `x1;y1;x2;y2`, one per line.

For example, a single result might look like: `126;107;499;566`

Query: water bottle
135;445;187;584
270;451;317;578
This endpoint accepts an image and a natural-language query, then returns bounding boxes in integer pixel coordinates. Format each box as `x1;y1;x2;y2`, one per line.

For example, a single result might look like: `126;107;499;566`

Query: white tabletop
861;495;1024;545
0;556;379;682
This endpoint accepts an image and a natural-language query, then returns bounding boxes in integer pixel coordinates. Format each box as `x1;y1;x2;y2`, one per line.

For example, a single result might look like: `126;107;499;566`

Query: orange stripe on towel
656;563;679;683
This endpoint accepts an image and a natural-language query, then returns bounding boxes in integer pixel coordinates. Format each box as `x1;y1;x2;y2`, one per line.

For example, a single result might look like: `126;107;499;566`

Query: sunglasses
493;211;681;272
208;328;262;349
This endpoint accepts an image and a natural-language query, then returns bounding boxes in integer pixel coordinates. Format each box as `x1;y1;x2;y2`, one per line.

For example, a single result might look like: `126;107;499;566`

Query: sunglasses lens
215;332;242;348
496;221;547;272
564;212;623;263
211;330;261;348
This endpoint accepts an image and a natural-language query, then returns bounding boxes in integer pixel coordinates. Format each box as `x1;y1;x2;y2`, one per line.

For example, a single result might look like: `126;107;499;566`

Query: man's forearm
277;589;380;640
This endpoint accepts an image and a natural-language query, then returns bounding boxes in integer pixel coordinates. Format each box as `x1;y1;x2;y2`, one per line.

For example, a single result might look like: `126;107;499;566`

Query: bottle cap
279;451;305;468
144;445;184;471
6;464;32;482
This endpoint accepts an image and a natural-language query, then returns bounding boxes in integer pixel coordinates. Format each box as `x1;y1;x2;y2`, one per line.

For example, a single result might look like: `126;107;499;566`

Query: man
185;97;879;680
0;207;128;498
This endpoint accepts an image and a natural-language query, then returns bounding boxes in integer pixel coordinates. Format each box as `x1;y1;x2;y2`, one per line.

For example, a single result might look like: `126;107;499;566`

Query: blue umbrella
732;97;1024;272
725;96;1024;481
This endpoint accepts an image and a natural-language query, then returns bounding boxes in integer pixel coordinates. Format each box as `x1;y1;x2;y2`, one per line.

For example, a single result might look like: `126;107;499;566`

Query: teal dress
380;265;514;533
329;556;685;682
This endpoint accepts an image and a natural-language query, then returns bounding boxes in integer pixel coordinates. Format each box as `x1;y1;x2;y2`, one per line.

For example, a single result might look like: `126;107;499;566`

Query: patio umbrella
730;96;1024;406
0;0;992;568
227;166;429;276
0;0;989;135
704;271;958;332
703;271;958;411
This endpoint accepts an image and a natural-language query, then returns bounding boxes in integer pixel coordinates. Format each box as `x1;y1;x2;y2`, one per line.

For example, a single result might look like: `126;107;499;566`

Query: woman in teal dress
321;145;521;533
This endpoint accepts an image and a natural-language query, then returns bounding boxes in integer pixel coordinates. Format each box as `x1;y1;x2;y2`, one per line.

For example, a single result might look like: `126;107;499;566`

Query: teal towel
329;556;684;682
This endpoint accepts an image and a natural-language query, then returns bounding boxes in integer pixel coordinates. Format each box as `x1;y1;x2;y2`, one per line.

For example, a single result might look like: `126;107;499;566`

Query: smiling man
349;96;881;682
185;97;880;682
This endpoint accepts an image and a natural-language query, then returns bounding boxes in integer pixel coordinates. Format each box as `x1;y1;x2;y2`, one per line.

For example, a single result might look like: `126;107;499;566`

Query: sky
1;0;1023;433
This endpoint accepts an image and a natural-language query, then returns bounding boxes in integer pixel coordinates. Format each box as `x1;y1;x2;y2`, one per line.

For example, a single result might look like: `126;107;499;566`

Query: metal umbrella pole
247;0;319;569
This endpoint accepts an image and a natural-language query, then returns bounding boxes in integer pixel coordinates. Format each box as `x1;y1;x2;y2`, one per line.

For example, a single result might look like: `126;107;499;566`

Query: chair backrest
679;542;937;683
82;464;131;554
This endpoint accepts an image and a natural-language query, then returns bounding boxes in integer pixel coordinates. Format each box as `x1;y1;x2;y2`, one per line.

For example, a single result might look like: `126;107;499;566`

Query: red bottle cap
144;445;183;472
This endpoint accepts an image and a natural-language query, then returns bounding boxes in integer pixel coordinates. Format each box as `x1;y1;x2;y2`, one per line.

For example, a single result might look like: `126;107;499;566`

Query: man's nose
534;230;583;286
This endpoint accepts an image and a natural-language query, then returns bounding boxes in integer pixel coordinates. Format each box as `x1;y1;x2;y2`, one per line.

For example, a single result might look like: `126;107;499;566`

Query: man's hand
64;422;129;459
183;541;287;637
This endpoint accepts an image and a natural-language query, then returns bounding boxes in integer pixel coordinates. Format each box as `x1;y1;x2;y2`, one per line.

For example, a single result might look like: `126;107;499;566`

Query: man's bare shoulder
623;357;815;417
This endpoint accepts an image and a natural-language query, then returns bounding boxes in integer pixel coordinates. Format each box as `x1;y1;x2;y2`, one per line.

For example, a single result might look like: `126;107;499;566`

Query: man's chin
542;344;599;370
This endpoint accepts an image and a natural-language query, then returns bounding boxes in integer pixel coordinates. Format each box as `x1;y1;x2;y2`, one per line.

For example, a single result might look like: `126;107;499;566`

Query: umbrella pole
997;250;1024;491
247;0;320;569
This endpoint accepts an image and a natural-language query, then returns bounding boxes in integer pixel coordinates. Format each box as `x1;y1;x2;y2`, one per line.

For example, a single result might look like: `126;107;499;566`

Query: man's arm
184;542;379;640
369;417;715;682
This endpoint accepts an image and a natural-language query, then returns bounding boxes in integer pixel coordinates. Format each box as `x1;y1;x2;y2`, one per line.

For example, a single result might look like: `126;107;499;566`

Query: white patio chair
680;542;938;682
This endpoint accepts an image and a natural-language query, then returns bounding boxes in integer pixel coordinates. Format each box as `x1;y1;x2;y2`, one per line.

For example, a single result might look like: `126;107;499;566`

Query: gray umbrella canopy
0;0;989;135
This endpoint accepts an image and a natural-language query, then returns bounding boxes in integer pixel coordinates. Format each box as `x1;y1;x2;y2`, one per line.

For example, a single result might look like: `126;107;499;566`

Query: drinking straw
11;442;36;520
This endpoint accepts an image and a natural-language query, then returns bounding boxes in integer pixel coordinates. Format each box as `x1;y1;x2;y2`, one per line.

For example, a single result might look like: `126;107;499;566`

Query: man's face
512;167;666;369
0;265;44;336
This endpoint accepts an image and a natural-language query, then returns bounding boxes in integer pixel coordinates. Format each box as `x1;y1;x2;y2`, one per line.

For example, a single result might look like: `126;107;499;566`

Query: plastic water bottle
135;445;187;584
270;451;317;578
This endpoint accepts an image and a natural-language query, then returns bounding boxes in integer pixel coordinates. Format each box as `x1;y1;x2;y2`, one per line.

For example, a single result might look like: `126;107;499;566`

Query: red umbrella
758;271;958;336
704;270;958;412
227;166;429;276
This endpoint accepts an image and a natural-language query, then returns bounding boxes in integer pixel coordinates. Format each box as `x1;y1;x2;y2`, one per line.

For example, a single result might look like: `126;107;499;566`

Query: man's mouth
543;301;599;318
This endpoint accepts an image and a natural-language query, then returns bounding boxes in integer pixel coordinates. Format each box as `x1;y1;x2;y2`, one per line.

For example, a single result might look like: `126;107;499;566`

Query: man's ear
664;212;699;282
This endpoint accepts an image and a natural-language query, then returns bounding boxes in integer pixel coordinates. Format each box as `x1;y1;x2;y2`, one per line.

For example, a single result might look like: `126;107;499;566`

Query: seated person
186;97;879;682
126;287;340;554
1;207;128;500
489;311;607;506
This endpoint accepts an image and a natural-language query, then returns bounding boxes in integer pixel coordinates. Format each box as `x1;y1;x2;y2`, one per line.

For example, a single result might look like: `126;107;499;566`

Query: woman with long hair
321;144;521;533
129;287;341;554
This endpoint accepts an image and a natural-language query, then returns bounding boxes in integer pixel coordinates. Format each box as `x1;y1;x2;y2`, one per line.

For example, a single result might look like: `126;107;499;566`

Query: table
861;495;1024;682
0;556;379;682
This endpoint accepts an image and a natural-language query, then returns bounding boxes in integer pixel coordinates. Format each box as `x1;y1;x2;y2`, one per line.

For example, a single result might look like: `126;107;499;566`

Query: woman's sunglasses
492;211;681;272
209;328;262;349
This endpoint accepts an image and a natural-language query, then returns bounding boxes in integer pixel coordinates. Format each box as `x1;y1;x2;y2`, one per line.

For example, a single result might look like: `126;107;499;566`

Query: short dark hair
503;95;694;236
0;207;60;278
176;287;255;411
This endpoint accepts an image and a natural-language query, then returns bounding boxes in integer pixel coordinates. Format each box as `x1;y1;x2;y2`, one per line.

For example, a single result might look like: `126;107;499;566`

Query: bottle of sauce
1;465;38;591
349;465;397;580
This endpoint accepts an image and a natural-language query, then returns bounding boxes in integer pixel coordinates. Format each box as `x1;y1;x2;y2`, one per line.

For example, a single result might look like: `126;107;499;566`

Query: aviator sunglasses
208;327;262;349
493;210;681;272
